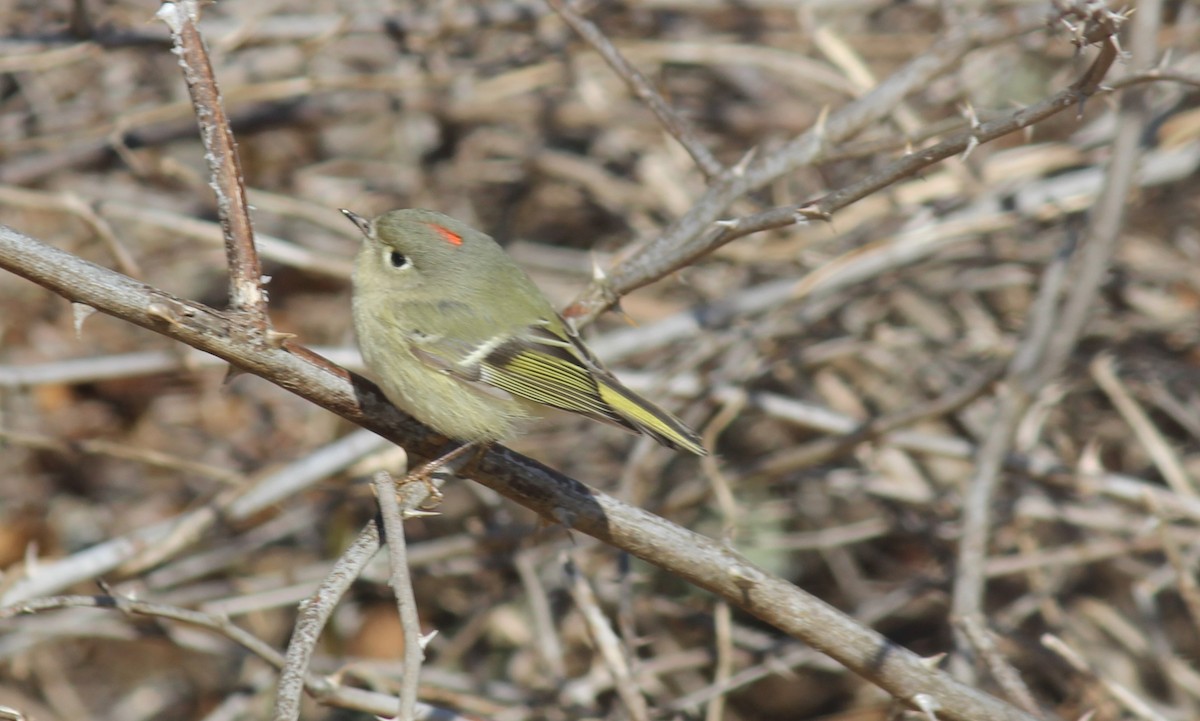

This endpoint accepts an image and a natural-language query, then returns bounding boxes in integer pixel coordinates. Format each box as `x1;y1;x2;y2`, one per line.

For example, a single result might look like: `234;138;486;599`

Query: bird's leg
457;441;491;477
400;441;481;507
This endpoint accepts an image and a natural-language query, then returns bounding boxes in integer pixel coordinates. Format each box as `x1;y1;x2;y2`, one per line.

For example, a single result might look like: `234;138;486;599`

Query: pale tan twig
0;425;241;485
748;364;1000;479
545;0;724;180
687;80;1102;258
949;0;1153;683
667;645;830;714
700;393;743;531
697;396;742;721
982;532;1200;578
563;554;649;721
1042;633;1170;721
1090;354;1198;497
0;593;466;719
809;22;924;135
955;615;1042;718
1;429;388;603
587;129;1200;368
99;198;354;279
706;599;733;721
0;346;361;388
1034;38;1157;386
514;550;566;680
1144;493;1200;639
949;234;1075;683
0;185;141;277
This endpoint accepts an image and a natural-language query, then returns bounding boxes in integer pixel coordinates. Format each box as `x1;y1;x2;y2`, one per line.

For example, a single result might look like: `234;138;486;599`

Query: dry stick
0;186;142;277
545;0;724;180
0;426;242;485
669;645;827;714
686;66;1112;259
1091;354;1199;497
97;198;354;279
564;12;1044;324
717;380;1200;532
0;348;211;387
128;428;390;575
809;23;924;136
276;463;437;721
983;532;1194;579
698;399;744;721
0;428;388;605
0;345;359;388
749;364;1001;479
1034;27;1157;384
1008;513;1067;631
946;223;1075;686
952;1;1159;685
1145;493;1200;640
156;1;266;326
514;550;566;679
587;98;1199;365
0;593;469;720
152;523;485;617
372;471;427;721
563;555;650;721
0;227;1037;721
1041;634;1171;721
707;599;734;721
1;69;428;187
273;520;381;721
955;615;1041;718
612;550;643;697
198;666;277;721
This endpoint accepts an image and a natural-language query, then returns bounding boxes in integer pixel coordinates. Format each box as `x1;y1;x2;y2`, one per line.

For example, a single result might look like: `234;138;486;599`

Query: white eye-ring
384;248;411;270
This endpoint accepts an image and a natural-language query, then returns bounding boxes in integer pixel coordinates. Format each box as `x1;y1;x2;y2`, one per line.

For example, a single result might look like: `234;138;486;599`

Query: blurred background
2;1;1200;719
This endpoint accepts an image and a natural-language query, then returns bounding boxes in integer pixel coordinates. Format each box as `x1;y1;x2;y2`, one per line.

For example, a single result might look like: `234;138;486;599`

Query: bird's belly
356;322;534;443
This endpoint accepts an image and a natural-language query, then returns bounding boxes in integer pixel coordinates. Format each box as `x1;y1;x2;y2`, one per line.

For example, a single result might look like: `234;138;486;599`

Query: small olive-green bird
344;208;707;455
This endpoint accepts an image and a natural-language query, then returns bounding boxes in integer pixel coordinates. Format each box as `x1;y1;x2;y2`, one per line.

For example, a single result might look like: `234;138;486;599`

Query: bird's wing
398;305;705;453
395;304;631;428
469;320;634;428
386;301;607;414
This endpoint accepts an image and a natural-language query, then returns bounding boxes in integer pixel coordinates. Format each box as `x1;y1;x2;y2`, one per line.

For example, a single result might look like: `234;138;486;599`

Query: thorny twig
156;1;266;327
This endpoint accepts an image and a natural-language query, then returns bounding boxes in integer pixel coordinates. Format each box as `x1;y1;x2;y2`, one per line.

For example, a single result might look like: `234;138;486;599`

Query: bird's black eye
388;250;409;269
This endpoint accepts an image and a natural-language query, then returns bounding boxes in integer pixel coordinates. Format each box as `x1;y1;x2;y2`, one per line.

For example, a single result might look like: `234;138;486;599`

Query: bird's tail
596;378;708;455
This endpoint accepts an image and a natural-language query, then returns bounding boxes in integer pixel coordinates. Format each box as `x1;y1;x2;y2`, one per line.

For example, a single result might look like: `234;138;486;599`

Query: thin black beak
340;209;371;235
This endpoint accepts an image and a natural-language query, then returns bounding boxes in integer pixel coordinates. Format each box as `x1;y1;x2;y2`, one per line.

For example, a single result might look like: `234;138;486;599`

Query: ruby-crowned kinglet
343;208;707;456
